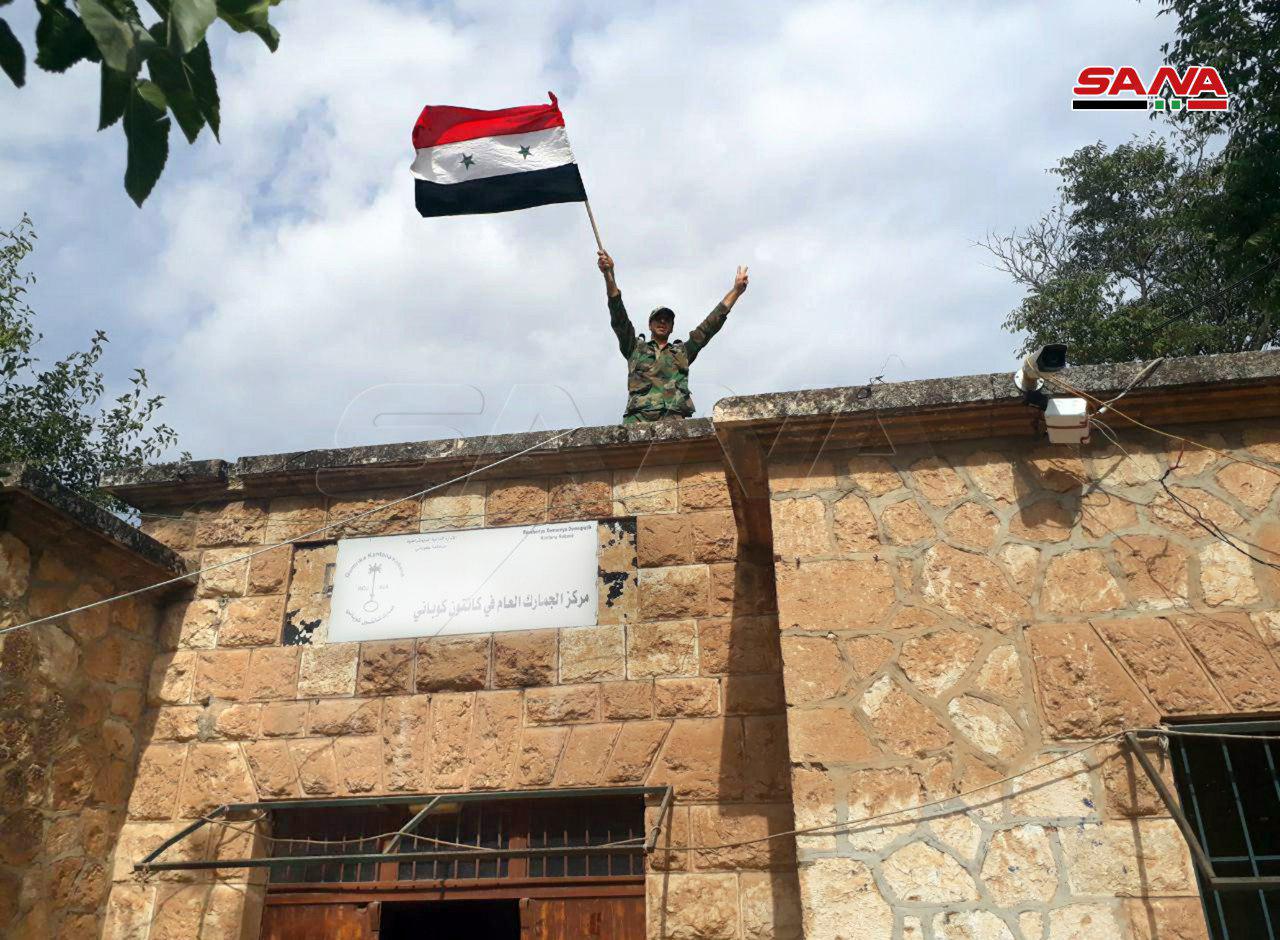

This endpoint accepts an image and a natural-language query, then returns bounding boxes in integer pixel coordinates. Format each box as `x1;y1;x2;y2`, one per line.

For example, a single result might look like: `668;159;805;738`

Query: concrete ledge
104;418;720;506
100;457;228;490
712;349;1280;425
228;418;716;479
99;349;1280;509
0;463;187;578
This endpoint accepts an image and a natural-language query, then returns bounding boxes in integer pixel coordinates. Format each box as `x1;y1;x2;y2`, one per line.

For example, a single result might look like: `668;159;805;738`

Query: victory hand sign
722;265;749;310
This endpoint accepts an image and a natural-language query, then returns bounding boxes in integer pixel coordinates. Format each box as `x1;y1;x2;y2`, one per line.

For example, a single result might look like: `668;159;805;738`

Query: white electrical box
1044;396;1090;445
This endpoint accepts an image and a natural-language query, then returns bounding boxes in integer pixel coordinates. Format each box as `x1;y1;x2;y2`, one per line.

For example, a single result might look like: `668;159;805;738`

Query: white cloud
0;0;1178;461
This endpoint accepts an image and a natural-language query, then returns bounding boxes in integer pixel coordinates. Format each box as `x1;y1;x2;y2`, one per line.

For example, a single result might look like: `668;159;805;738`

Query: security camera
1011;343;1089;443
1013;343;1068;397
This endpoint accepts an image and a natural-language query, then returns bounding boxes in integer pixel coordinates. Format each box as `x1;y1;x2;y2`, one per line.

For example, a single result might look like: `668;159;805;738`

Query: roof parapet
102;349;1280;510
0;463;187;578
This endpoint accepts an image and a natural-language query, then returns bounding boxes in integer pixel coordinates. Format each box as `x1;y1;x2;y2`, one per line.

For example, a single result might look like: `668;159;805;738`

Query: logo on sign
1072;66;1229;113
341;551;405;625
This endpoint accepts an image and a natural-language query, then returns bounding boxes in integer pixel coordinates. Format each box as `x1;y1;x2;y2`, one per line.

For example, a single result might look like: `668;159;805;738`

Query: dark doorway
380;900;521;938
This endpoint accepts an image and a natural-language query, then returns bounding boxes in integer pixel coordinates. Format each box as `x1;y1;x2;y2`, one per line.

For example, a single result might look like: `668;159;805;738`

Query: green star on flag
461;154;475;169
518;145;532;158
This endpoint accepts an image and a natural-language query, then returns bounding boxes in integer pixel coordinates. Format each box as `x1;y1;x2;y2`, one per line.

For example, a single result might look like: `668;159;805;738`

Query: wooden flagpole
584;199;606;254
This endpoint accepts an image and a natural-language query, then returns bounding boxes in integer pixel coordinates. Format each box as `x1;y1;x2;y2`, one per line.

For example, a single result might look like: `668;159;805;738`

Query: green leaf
0;18;24;87
99;0;145;20
183;38;218;138
34;3;98;73
122;80;170;206
79;0;155;74
167;0;216;53
134;76;166;110
99;63;131;129
146;44;205;142
216;0;278;51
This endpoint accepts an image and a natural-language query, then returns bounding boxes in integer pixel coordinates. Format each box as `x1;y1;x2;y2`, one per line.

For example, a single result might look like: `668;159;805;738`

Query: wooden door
521;897;645;940
260;903;375;940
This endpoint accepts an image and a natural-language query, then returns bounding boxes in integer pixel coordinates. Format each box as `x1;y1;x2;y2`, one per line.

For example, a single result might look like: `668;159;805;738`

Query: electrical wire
1044;371;1280;480
1090;416;1280;566
133;359;1270;544
1048;417;1280;670
1096;357;1165;413
184;738;1124;861
664;726;1280;854
166;812;645;871
669;733;1125;852
1086;415;1124;452
0;427;581;637
198;815;577;853
143;412;1280;861
1155;482;1280;567
147;725;1280;869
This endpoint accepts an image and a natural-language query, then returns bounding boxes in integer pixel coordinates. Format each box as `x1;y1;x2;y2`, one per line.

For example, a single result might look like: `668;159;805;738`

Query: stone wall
106;462;802;939
0;517;168;939
768;419;1280;939
52;408;1280;939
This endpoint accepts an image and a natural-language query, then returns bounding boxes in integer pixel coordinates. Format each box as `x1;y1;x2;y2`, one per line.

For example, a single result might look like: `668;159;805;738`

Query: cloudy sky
0;1;1178;462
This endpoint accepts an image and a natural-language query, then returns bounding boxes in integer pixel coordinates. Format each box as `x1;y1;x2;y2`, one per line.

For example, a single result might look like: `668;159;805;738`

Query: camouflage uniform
609;293;730;424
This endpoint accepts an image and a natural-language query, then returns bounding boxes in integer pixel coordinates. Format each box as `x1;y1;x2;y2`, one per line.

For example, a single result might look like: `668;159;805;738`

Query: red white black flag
411;94;587;217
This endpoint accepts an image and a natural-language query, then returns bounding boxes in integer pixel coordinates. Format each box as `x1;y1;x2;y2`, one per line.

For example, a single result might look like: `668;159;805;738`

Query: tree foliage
987;1;1278;363
0;215;183;508
1160;0;1280;309
0;1;281;205
984;136;1277;362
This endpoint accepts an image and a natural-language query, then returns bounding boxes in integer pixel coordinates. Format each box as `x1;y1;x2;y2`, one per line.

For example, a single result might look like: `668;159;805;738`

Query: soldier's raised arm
687;265;749;363
599;250;636;358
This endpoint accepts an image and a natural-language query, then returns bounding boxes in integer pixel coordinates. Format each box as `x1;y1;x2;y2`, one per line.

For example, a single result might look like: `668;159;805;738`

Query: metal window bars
133;786;672;876
1126;729;1280;893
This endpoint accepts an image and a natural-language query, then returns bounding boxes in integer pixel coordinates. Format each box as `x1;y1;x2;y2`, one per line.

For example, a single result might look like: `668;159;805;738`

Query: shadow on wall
646;501;803;939
0;519;170;939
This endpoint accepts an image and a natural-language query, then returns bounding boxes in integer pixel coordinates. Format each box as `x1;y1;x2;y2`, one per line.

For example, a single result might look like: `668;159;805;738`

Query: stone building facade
758;420;1280;940
0;466;183;939
3;350;1280;939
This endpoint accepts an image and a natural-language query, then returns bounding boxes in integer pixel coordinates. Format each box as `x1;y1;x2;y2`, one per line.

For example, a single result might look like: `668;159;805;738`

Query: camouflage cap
649;306;675;322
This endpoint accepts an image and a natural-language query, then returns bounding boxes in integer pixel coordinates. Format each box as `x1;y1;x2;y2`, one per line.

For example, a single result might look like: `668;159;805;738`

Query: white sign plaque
327;521;599;642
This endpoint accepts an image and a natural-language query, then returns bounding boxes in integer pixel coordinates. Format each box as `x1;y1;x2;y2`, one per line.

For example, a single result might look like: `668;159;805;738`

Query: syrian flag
411;94;587;217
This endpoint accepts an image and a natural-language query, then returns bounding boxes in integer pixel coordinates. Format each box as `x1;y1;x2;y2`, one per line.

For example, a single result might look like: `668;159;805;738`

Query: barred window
1169;721;1280;939
268;794;645;886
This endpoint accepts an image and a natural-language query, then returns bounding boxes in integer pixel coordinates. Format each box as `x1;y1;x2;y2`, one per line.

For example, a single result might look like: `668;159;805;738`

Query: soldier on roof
598;250;749;425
